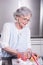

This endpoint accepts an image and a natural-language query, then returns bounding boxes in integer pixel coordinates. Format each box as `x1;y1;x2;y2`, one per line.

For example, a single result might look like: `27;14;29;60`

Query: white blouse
1;22;31;57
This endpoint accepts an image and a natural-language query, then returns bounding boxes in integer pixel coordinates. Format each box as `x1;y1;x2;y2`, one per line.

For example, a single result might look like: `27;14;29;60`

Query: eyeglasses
21;17;30;21
23;18;30;21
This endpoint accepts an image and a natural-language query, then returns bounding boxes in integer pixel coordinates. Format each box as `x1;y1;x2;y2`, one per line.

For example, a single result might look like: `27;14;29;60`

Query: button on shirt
1;22;31;57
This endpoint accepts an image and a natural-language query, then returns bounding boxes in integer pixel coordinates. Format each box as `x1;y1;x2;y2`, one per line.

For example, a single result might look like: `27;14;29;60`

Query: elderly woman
1;7;38;65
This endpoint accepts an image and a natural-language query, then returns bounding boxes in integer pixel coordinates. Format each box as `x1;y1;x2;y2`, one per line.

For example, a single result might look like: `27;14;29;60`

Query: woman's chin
22;25;26;28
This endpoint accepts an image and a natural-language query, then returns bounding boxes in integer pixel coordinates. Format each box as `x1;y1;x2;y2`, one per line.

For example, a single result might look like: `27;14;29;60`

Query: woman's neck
15;22;23;30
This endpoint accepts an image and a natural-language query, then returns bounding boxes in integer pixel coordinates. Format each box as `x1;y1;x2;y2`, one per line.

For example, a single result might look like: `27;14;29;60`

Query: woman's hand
17;52;28;61
26;49;32;59
31;53;40;60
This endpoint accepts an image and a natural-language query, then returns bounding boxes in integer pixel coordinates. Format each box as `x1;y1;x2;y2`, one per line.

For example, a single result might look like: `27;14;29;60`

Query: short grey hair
13;7;32;19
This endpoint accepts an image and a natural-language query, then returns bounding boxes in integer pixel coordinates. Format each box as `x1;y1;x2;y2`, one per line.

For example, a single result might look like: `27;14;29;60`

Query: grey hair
13;7;32;19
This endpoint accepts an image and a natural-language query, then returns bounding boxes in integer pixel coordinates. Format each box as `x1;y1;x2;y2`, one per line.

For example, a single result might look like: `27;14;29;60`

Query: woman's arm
1;23;18;56
2;47;18;56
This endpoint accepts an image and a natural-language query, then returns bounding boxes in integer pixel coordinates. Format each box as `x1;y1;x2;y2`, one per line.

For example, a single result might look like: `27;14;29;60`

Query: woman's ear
15;16;19;21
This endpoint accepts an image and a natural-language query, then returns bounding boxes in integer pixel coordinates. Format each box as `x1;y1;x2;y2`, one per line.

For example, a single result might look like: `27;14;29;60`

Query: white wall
0;0;18;33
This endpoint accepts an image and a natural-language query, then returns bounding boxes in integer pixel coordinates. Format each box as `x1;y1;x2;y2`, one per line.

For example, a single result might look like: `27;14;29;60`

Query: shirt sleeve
27;28;31;49
1;23;10;48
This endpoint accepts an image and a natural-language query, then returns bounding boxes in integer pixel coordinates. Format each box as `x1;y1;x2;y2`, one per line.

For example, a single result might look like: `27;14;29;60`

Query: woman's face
17;14;32;28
